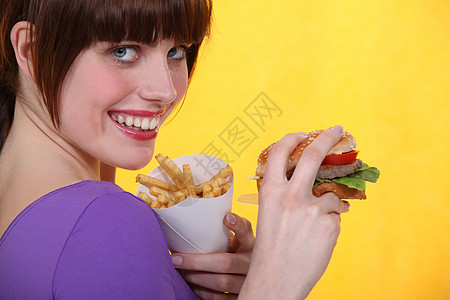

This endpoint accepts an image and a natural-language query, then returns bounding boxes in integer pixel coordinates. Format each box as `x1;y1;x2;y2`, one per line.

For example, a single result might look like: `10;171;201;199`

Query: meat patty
316;159;363;180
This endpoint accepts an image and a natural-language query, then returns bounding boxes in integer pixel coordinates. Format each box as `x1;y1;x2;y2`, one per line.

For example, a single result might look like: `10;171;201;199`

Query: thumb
224;212;255;253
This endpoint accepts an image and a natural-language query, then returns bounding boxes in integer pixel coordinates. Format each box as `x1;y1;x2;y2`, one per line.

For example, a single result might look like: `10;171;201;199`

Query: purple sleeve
53;192;197;299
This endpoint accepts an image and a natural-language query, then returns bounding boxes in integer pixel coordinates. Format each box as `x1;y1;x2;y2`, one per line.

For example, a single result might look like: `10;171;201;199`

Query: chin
115;160;150;171
109;149;154;171
128;155;153;170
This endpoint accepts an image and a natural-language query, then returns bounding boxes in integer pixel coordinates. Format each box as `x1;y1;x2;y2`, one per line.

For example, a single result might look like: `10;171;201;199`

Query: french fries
136;154;233;209
135;174;178;192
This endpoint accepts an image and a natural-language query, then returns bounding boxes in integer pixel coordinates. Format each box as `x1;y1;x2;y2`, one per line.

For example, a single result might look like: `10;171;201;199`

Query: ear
10;21;34;79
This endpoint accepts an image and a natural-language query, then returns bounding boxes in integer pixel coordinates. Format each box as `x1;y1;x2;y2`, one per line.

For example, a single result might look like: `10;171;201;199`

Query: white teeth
125;116;134;126
112;114;160;131
141;118;150;130
150;118;157;130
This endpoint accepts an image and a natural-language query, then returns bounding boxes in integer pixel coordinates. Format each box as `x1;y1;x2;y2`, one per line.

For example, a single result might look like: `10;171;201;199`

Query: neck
10;101;102;181
0;101;111;235
100;162;116;183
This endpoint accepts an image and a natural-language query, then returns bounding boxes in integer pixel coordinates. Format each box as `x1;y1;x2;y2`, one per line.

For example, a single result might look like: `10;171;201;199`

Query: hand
240;126;349;300
171;212;255;299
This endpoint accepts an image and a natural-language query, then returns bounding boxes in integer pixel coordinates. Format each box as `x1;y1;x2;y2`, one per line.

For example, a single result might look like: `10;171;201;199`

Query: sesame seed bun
255;130;356;178
254;130;365;199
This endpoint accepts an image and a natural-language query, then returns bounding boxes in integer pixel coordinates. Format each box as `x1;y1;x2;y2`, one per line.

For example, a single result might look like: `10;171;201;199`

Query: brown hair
0;0;213;152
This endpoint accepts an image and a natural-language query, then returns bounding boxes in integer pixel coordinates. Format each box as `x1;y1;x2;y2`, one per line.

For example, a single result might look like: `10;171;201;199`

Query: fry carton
136;154;234;253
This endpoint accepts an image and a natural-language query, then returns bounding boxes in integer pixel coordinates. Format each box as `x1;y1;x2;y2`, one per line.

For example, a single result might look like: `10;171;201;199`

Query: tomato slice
322;150;359;166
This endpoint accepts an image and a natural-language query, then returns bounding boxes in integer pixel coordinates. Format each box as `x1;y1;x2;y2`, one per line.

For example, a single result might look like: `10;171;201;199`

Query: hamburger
252;130;379;199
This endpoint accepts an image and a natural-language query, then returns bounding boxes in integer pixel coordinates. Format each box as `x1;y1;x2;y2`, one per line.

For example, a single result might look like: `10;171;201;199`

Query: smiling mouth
109;112;161;132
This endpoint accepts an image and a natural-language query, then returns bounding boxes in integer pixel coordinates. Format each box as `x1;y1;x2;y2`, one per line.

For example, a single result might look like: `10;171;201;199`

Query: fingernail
226;212;236;225
344;201;350;211
171;255;183;266
330;125;344;134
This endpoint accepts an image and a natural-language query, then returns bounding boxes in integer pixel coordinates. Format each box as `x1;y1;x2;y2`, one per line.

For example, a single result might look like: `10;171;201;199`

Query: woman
0;0;348;299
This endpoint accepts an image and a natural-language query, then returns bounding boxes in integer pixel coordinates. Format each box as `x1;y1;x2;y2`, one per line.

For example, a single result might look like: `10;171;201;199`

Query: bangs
84;0;212;46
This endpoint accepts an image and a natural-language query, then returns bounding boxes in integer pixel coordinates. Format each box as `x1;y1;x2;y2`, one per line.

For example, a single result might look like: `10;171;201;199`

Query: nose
137;55;178;103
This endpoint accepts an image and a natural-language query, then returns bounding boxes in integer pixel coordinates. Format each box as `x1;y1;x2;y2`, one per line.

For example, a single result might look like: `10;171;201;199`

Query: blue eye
112;47;139;62
167;46;187;60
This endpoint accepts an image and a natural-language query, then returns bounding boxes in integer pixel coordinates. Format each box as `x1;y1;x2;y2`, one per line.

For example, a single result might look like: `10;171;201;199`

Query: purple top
0;180;199;299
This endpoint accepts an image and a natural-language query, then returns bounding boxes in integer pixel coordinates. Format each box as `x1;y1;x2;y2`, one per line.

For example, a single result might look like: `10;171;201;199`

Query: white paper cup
136;154;234;253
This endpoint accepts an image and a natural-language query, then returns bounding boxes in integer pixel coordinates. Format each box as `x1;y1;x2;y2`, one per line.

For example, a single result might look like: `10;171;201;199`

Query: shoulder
56;180;168;260
53;181;180;299
50;180;164;242
70;181;167;251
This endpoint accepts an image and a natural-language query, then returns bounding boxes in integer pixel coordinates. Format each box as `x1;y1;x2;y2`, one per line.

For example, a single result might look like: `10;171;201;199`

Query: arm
171;212;255;299
239;126;349;299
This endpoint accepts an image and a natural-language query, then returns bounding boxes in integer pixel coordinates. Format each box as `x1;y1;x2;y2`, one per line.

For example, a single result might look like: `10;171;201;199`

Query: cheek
172;68;189;103
60;67;130;120
160;70;188;119
75;70;130;104
63;51;130;103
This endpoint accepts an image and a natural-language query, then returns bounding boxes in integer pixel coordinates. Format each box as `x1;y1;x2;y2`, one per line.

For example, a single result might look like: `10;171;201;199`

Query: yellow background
117;1;450;299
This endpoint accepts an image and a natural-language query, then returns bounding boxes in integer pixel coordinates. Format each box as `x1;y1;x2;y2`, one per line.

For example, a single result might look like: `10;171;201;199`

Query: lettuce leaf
314;163;380;190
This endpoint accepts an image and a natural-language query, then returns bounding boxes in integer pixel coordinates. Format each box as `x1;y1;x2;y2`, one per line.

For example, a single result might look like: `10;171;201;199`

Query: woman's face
58;39;189;170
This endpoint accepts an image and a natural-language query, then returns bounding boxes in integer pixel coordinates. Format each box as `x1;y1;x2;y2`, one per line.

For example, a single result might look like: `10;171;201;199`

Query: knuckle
242;219;254;237
185;255;199;270
320;191;340;201
301;145;323;163
283;188;301;205
259;176;277;191
283;132;300;140
321;193;340;205
242;217;252;229
305;203;321;217
219;253;236;273
320;215;341;235
216;275;235;292
321;193;348;213
268;139;284;154
270;133;301;153
259;183;286;205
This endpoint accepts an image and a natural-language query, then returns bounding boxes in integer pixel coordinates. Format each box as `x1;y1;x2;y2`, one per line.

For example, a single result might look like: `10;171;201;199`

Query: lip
108;109;166;117
111;119;159;141
108;109;164;141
